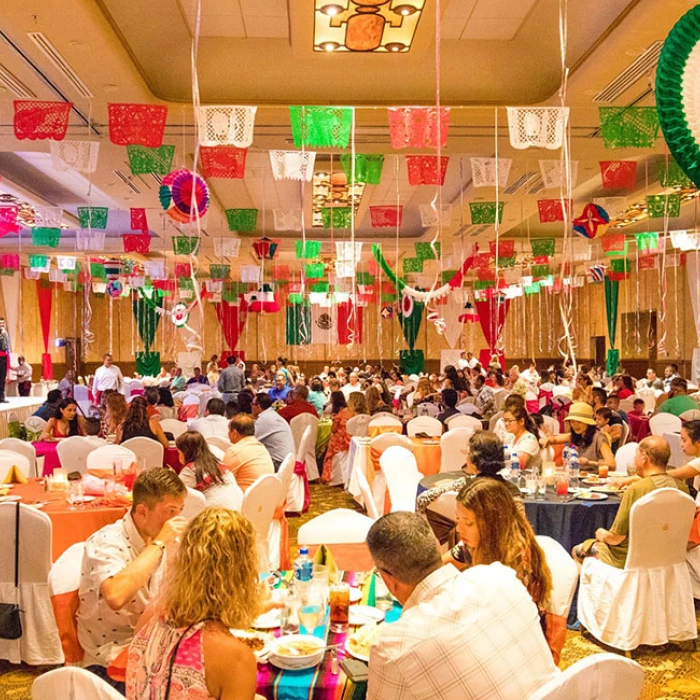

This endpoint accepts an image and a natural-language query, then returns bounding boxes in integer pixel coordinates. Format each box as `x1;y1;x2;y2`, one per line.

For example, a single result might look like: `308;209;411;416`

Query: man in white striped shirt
366;513;558;700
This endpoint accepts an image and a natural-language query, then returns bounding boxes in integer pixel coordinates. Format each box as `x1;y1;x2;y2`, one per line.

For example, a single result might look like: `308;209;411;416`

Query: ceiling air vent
504;171;540;195
27;32;94;99
114;170;142;195
0;63;35;98
594;41;663;104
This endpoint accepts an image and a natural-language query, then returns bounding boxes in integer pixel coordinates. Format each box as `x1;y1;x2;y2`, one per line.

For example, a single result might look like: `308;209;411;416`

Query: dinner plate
251;608;281;629
349;605;385;626
576;491;608;501
0;495;22;503
71;495;96;503
349;587;363;604
345;638;370;663
581;478;607;486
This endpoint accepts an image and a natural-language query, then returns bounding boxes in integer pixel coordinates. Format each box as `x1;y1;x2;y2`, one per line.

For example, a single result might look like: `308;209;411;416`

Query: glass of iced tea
598;463;609;479
329;582;350;633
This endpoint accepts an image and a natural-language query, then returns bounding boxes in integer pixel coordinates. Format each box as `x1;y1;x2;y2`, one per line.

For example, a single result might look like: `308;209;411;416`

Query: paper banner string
108;103;168;147
269;150;316;181
406;155;449;185
225;208;258;232
321;207;352;229
130;208;148;232
646;194;681;218
50;140;99;173
199;145;247;179
470;201;504;225
339;154;384;184
14;100;72;141
387;107;450;149
598;106;659;149
289;106;353;149
126;145;175;175
77;207;108;229
0;206;21;237
506;106;569;149
31;227;61;247
370;205;403;228
599;160;637;189
122;233;151;254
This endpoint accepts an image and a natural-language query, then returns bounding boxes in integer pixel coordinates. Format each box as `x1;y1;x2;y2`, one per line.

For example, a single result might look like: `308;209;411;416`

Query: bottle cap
299;547;309;555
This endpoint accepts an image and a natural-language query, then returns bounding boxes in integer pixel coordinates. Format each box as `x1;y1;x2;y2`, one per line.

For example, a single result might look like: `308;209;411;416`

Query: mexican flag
286;303;311;345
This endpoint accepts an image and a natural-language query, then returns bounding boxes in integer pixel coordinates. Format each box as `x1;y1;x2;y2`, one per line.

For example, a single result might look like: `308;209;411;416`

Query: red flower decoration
370;206;403;228
14;100;72;141
108;103;168;147
200;146;247;179
406;155;449;186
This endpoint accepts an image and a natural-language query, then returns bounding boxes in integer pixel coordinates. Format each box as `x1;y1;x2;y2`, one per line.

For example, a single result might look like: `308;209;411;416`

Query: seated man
188;397;229;438
186;366;209;385
224;413;275;490
471;374;495;418
655;377;696;416
366;512;557;700
268;372;291;402
437;388;460;425
253;392;295;470
573;436;688;569
32;389;63;421
77;469;187;688
278;385;319;423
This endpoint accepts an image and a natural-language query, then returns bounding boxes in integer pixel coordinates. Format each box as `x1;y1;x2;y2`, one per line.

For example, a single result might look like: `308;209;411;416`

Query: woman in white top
176;430;243;511
503;404;542;470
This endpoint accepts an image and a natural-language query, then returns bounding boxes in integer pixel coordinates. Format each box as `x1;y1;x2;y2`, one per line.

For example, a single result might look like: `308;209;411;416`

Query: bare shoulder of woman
203;625;257;700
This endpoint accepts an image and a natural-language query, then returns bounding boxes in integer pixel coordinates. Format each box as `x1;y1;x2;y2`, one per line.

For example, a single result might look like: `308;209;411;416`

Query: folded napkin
94;493;132;508
81;474;106;496
2;464;28;484
312;544;338;584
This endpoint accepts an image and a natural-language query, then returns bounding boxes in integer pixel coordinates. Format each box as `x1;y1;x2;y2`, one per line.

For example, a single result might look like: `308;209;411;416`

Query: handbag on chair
0;503;22;639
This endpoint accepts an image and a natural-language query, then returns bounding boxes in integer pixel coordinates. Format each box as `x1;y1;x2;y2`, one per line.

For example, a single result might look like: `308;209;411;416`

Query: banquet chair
636;388;656;414
0;438;37;477
72;385;91;418
276;453;296;508
488;411;504;432
241;474;284;572
379;446;422;513
440;428;471;472
56;436;97;476
0;503;62;665
614;442;638;475
541;415;560;436
369;432;413;453
125;380;144;399
416;402;439;418
406;416;442;437
172;391;188;403
578;488;697;651
445;414;481;432
47;542;85;664
290;413;319;481
86;445;136;472
456;402;481;416
687;492;700;599
23;416;48;441
680;409;700;422
178;394;201;421
663;432;686;468
346;414;371;437
528;653;644;700
367;413;402;431
32;666;126;699
356;461;380;521
0;450;31;481
121;437;164;471
159;418;188;438
617;421;630;448
649;413;682;436
269;456;294;571
552;385;571;398
205;435;233;452
208;444;226;462
619;397;637;414
182;487;207;521
287;427;313;513
536;535;579;665
405;391;415;409
493;388;509;411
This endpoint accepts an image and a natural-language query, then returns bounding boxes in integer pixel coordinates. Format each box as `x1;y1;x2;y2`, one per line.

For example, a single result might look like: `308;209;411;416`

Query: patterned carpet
2;482;699;699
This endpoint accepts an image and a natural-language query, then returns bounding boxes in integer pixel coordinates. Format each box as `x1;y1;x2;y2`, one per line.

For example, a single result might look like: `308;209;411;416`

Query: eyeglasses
503;418;519;424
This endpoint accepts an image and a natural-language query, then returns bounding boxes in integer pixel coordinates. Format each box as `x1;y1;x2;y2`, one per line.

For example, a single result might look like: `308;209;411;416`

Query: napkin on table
2;465;28;484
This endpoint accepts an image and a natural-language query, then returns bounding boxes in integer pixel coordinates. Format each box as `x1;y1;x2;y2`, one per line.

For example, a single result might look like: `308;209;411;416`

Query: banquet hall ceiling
0;0;697;267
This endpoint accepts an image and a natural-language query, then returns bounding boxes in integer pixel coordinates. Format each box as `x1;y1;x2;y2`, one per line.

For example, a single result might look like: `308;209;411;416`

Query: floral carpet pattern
2;482;699;699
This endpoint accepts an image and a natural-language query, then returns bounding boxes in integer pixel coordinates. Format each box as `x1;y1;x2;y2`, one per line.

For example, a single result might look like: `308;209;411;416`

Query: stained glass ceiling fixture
314;0;427;53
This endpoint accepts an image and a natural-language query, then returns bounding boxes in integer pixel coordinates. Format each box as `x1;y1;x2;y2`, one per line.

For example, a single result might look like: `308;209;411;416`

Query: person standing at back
218;356;245;406
93;354;124;405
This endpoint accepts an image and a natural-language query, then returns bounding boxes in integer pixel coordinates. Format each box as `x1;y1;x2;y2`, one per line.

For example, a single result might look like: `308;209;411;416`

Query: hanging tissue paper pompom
160;169;210;224
107;281;123;298
573;203;610;239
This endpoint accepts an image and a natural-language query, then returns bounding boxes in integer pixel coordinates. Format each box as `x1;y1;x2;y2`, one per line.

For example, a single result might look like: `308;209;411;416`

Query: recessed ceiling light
320;41;340;52
102;84;119;93
68;40;87;49
393;4;418;16
386;43;407;52
320;4;344;16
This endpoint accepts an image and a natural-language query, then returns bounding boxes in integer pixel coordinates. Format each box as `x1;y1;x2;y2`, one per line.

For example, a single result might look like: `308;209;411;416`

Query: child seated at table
84;417;106;447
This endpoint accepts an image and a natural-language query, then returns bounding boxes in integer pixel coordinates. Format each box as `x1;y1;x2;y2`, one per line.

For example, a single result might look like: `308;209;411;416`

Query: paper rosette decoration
107;281;123;298
108;103;168;147
160;169;210;224
171;303;190;327
14;100;72;141
572;203;609;239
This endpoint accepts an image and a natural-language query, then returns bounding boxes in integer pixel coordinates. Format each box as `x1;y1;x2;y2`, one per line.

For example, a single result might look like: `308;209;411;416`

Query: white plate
71;495;96;503
576;491;608;501
0;495;21;502
582;478;607;486
345;638;370;663
349;587;362;604
251;608;281;629
349;605;385;626
229;629;274;662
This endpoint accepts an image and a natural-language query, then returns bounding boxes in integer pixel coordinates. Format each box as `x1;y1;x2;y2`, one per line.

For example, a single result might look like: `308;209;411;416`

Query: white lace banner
273;209;303;231
419;204;453;227
56;255;76;271
197;105;257;148
269;150;316;181
539;160;579;189
335;241;363;263
240;265;261;283
507;107;569;150
213;237;241;258
76;229;106;252
470;157;512;188
144;261;166;279
50;140;100;173
35;207;63;228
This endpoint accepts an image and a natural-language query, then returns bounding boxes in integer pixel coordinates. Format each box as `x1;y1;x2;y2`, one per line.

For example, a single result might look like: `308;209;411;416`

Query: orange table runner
12;479;127;561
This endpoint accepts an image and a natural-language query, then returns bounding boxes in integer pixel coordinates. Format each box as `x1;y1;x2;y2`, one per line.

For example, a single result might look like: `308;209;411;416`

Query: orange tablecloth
12;479;127;561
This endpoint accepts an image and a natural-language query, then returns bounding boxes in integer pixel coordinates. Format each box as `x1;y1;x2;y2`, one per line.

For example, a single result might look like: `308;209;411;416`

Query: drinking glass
279;589;301;635
299;587;324;634
525;473;538;498
329;582;350;633
536;477;547;500
67;480;83;510
598;463;609;479
374;572;395;612
556;472;570;499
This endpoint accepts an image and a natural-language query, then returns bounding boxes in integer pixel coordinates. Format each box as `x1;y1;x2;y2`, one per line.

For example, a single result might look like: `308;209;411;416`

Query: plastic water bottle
293;547;313;592
510;451;521;483
569;446;580;489
563;443;571;471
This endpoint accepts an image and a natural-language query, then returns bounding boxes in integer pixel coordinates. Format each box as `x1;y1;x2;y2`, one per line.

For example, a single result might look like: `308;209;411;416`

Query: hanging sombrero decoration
573;203;609;239
171;302;190;327
400;292;415;318
245;284;281;313
656;5;700;187
159;169;210;224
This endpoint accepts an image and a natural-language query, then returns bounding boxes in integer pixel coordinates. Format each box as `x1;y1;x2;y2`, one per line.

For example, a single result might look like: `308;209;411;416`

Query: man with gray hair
365;513;557;700
341;371;362;400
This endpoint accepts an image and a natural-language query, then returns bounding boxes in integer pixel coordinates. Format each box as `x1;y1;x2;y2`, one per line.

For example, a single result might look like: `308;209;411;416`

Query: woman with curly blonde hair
127;508;262;699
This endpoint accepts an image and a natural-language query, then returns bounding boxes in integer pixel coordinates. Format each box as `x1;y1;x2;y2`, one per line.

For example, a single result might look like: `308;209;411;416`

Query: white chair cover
73;385;91;417
56;436;97;476
541;415;560;436
636;388;657;414
416;402;440;418
121;437;164;471
24;416;48;439
664;432;686;468
241;474;283;572
369;432;412;453
445;414;481;432
205;435;232;452
379;446;421;513
346;414;371;437
439;429;471;473
614;442;638;475
687;493;700;598
268;454;295;570
48;542;84;598
355;459;380;521
0;503;62;665
618;421;630;447
86;445;136;471
290;414;319;481
367;414;402;430
457;402;481;416
182;487;206;521
578;488;697;650
680;409;700;422
0;439;37;477
529;653;644;700
618;398;636;414
160;419;188;438
426;490;458;523
649;413;682;436
406;416;442;437
32;666;126;699
493;389;509;411
0;450;31;481
536;536;579;619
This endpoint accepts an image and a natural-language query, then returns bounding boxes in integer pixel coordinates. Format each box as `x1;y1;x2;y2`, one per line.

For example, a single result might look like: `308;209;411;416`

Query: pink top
127;617;213;700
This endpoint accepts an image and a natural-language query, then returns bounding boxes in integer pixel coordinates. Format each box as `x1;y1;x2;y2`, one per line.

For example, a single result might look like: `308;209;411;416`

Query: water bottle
293;547;313;593
563;443;571;471
510;451;521;484
569;447;580;489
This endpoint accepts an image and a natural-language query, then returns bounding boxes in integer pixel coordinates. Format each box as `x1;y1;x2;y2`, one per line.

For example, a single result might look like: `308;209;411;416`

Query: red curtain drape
475;297;510;369
337;302;363;345
214;298;248;351
36;279;54;379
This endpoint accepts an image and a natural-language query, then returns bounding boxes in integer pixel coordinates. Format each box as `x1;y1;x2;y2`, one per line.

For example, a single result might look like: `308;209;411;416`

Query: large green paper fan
656;6;700;187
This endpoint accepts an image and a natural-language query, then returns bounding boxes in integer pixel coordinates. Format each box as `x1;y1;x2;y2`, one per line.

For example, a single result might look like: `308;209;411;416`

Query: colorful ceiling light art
314;0;427;53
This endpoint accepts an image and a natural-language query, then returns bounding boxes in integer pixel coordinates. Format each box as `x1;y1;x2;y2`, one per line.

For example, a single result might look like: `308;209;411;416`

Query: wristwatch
151;540;167;553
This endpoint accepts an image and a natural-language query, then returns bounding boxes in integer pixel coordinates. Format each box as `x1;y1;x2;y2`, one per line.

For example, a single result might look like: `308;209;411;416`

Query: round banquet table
10;479;128;561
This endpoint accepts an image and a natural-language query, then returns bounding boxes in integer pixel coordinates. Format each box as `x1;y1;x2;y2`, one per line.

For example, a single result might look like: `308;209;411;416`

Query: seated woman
177;431;243;511
127;509;262;700
412;377;438;406
542;402;615;470
144;388;160;419
572;373;593;404
366;385;392;415
503;404;542;470
321;392;367;483
116;396;169;449
102;391;127;438
40;398;85;441
156;388;177;420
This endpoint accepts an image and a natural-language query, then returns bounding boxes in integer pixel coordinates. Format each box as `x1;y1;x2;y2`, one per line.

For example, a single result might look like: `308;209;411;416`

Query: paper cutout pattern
14;100;71;141
126;145;175;175
200;145;247;179
108;103;168;147
290;106;353;148
50;140;99;172
198;105;256;148
406;155;449;185
599;106;659;149
387;107;450;149
225;208;258;232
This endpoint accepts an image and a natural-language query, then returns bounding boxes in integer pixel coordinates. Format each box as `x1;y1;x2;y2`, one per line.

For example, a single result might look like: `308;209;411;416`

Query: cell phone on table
341;658;369;683
415;432;430;439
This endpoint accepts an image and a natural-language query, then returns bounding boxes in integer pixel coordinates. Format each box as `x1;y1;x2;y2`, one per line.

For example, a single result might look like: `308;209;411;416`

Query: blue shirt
308;391;325;416
268;386;291;402
254;408;295;466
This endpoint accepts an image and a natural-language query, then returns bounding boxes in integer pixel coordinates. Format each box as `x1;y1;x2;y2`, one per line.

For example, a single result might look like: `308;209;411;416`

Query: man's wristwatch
151;540;167;553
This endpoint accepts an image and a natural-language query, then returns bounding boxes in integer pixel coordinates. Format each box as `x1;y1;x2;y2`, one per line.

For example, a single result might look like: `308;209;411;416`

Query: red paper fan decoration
406;155;449;186
600;161;637;190
130;208;148;232
200;145;247;179
370;206;403;228
122;233;151;254
537;199;573;223
14;100;72;141
108;103;168;147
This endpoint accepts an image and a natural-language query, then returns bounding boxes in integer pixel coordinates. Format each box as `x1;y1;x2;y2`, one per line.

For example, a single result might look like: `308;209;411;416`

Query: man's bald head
635;436;671;474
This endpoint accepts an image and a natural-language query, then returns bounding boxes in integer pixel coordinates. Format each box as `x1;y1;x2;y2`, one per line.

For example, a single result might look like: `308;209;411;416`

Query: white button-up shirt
187;414;230;438
93;364;124;393
76;513;164;666
368;563;558;700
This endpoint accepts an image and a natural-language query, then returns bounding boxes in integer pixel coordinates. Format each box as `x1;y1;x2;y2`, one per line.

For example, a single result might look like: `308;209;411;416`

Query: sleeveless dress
127;617;213;699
